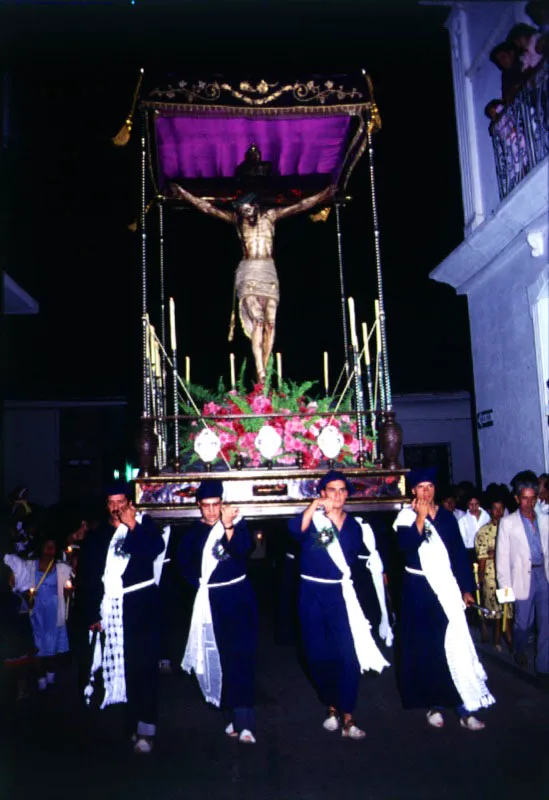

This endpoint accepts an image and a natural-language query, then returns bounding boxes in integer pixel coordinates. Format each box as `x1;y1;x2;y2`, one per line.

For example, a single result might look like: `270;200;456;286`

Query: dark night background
2;0;472;407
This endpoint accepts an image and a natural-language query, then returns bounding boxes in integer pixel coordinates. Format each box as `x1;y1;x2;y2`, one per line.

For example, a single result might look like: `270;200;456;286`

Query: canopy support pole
140;110;150;419
367;127;392;411
335;203;351;379
158;200;168;470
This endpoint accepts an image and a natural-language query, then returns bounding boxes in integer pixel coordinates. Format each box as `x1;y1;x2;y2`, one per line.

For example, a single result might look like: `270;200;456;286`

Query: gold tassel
127;197;155;232
112;68;145;147
310;206;331;223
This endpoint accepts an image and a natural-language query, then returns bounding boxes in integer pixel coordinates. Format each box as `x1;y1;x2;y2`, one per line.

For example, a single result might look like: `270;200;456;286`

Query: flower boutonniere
424;519;433;541
114;537;129;558
212;540;230;562
312;510;337;549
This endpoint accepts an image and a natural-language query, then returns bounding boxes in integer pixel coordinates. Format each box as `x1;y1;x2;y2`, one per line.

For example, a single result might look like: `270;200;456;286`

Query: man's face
467;498;481;518
491;501;505;523
42;540;56;560
539;479;548;504
199;498;222;525
240;203;258;221
414;482;435;504
516;488;537;517
442;496;456;513
496;51;515;70
107;494;130;520
321;480;348;509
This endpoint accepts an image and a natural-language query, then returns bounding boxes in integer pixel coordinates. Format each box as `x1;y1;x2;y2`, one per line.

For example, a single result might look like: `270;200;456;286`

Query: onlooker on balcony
489;42;523;103
526;0;549;35
507;23;544;72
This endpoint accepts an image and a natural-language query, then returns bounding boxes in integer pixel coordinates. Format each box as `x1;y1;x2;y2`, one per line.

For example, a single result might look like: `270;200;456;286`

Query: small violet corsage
212;539;230;562
312;510;337;549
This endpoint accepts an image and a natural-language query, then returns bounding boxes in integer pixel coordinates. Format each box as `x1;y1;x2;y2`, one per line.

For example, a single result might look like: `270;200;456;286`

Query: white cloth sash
182;521;226;707
394;507;495;712
85;514;165;709
355;517;393;647
311;511;389;674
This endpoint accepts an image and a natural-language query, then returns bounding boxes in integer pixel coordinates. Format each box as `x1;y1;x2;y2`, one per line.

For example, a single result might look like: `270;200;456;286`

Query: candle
169;297;177;352
323;351;329;395
230;353;236;390
150;325;157;375
185;355;190;384
145;313;151;365
348;297;358;349
361;322;371;367
374;299;382;358
64;580;73;590
276;352;282;384
66;546;73;555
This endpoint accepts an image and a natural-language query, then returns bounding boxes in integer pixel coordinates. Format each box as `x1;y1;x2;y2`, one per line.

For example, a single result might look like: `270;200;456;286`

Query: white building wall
431;1;549;486
467;243;547;484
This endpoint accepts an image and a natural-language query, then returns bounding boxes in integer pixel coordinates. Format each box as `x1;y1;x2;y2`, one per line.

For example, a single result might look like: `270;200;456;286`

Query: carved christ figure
169;182;333;383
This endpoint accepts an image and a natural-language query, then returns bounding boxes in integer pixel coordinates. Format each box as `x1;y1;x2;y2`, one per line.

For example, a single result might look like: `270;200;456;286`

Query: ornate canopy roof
140;73;380;200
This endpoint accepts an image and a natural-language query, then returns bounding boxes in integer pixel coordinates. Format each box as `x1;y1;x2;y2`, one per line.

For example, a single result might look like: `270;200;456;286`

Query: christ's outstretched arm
168;183;235;224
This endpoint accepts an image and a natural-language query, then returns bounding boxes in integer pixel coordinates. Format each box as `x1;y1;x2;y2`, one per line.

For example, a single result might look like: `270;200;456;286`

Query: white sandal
323;708;340;732
225;722;238;738
341;720;366;739
239;728;256;744
460;715;485;731
426;710;444;728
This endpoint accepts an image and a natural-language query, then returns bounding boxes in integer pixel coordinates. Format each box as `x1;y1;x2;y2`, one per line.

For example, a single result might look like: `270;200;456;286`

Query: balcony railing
490;59;548;201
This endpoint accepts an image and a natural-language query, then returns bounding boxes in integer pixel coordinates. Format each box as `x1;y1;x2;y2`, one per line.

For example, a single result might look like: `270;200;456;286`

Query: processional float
125;71;406;518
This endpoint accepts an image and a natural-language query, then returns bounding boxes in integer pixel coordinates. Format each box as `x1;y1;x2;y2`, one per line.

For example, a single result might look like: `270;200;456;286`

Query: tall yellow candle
185;355;190;384
323;351;329;394
145;313;151;365
347;297;358;349
150;325;157;375
361;322;371;367
374;299;381;358
276;352;282;384
169;297;177;352
230;353;236;390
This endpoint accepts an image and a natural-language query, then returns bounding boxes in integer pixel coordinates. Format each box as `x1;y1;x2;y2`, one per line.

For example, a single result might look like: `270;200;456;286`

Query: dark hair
489;42;517;65
526;0;549;26
507;22;539;42
510;470;539;497
484;99;504;118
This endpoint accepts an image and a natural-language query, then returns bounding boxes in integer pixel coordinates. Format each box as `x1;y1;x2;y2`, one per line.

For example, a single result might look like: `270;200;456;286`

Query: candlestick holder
235;454;244;471
296;452;304;469
357;452;367;468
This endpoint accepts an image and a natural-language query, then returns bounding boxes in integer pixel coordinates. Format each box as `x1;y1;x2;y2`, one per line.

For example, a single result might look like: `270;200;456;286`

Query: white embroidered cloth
85;515;168;709
182;521;225;706
312;511;389;674
394;507;495;712
355;517;394;647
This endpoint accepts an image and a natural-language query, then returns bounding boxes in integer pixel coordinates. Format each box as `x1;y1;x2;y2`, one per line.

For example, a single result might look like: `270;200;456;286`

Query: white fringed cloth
182;521;227;707
235;258;279;338
85;516;168;709
311;511;390;674
394;507;495;712
355;517;394;647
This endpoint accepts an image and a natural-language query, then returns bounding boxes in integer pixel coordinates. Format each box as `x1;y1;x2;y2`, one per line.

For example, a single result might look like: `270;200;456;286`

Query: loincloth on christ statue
235;258;280;339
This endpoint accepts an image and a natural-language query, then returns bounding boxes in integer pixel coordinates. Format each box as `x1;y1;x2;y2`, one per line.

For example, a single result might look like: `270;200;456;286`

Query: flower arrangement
179;361;374;469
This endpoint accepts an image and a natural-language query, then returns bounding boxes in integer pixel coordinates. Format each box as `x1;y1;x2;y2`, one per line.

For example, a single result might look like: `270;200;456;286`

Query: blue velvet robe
288;512;363;713
78;515;165;728
177;520;258;715
395;506;475;710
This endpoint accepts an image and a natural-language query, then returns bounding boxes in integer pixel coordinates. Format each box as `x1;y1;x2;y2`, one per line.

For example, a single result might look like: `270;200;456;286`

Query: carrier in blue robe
79;515;165;735
395;506;475;710
177;519;258;733
288;512;364;713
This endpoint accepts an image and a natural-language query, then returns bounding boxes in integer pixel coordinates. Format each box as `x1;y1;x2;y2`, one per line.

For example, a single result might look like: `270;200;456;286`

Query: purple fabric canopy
155;114;351;185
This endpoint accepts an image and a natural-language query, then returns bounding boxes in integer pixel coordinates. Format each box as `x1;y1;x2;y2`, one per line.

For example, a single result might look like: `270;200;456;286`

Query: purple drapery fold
154;114;351;184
